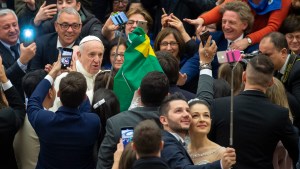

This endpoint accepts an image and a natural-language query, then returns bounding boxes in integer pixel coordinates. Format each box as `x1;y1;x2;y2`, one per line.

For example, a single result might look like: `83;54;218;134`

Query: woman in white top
187;99;226;165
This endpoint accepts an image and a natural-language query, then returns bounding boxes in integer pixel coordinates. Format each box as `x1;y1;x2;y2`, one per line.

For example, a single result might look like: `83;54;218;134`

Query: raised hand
221;147;236;169
33;1;57;26
183;17;205;37
19;43;37;65
0;56;8;83
199;35;217;64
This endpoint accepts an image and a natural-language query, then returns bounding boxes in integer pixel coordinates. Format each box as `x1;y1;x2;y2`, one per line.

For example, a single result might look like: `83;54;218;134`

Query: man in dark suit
259;32;300;131
159;36;236;169
29;7;81;71
96;71;170;169
209;54;299;168
131;119;170;169
27;60;100;169
0;9;36;97
0;55;25;169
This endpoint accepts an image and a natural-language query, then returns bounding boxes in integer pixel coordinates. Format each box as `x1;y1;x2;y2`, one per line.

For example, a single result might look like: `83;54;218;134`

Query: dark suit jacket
132;156;170;169
27;78;100;169
29;32;79;71
0;42;26;97
96;106;161;169
282;55;300;131
209;90;299;169
161;131;221;169
0;86;25;169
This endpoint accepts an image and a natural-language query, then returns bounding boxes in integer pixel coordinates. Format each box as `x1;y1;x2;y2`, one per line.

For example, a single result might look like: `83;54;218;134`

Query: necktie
10;44;20;60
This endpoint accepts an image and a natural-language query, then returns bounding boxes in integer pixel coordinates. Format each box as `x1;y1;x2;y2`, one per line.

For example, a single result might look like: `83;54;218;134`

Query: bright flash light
24;29;33;38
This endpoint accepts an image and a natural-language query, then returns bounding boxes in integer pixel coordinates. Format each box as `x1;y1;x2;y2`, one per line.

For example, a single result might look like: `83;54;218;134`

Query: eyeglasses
113;0;129;5
57;22;81;30
126;20;146;25
286;33;300;41
160;41;179;47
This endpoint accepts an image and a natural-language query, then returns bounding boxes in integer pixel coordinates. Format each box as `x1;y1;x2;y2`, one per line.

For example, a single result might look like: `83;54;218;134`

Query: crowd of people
0;0;300;169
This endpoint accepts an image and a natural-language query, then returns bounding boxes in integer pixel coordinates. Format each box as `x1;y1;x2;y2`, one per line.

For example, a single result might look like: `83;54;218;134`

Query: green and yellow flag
113;28;163;111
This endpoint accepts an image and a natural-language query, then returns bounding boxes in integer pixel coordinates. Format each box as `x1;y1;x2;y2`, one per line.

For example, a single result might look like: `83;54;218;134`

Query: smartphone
200;31;210;46
22;28;35;47
217;50;242;64
61;48;73;69
121;127;134;148
46;0;57;5
111;12;128;26
137;21;148;32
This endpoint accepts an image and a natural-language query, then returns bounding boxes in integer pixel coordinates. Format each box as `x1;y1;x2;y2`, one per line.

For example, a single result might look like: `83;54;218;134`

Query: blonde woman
266;78;293;169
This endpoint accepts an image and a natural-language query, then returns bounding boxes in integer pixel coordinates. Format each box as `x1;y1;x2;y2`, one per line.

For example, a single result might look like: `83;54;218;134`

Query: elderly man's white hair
0;9;18;21
79;35;104;52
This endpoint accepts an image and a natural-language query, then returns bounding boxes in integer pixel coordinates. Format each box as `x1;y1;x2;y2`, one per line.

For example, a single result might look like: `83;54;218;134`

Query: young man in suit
158;35;236;169
0;9;36;97
131;119;170;169
29;7;81;71
209;54;299;168
27;59;100;169
96;71;169;169
259;32;300;131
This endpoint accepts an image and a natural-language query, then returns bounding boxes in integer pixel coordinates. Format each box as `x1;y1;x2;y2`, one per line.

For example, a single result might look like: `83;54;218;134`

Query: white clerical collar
279;54;290;74
56;37;75;49
227;34;244;48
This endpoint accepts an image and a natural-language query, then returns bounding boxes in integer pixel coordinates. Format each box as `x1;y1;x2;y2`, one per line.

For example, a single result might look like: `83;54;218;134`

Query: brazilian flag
113;28;163;111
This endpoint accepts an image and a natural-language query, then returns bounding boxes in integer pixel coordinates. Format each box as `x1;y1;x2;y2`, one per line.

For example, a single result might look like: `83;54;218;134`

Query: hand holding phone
200;31;210;46
60;48;73;69
121;127;134;148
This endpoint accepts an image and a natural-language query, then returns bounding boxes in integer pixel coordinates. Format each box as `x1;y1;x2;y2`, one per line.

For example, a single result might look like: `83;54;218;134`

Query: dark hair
118;144;136;169
213;79;231;98
159;92;186;116
92;88;120;146
188;99;211;112
94;70;115;91
59;72;87;108
262;32;288;51
107;37;127;66
133;119;162;157
279;14;300;34
246;54;274;87
156;51;179;84
22;69;47;98
140;71;169;107
154;27;185;60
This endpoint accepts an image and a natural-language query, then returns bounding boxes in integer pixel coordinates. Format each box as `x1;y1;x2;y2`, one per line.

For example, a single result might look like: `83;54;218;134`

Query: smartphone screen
121;127;134;148
137;21;148;32
46;0;57;5
200;31;210;46
61;48;73;69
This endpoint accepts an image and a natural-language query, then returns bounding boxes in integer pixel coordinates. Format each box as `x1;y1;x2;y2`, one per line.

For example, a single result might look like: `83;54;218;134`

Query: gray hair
56;7;81;23
0;9;18;21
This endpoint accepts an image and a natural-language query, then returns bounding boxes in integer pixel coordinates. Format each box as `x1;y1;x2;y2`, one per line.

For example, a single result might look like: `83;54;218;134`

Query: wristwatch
246;37;252;45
